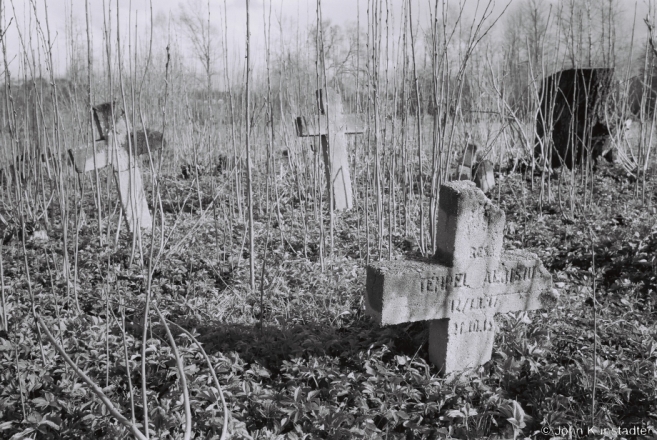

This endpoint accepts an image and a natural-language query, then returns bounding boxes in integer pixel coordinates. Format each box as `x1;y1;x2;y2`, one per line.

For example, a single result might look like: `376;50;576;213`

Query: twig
162;318;229;440
108;301;137;425
56;294;229;440
245;0;255;291
14;341;26;421
36;315;148;440
0;233;7;332
644;17;657;59
259;207;273;331
589;227;597;426
154;304;192;440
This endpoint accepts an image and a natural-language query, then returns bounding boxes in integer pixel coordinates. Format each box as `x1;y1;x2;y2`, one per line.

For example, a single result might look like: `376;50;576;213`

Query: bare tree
558;0;625;68
500;0;551;116
178;0;218;93
308;20;365;92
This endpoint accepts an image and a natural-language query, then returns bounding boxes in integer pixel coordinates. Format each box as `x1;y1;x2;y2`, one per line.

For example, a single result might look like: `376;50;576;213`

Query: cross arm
365;250;554;326
68;141;113;174
295;115;365;138
68;139;132;174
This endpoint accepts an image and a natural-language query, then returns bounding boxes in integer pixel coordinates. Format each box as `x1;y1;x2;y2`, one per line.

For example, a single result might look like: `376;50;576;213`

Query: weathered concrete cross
365;181;554;373
295;89;363;211
473;160;495;193
452;143;478;181
68;103;154;233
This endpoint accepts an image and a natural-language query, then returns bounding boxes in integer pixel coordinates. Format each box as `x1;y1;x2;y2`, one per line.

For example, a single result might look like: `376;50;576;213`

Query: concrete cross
68;103;153;233
295;89;363;211
474;160;495;193
365;181;554;373
453;143;478;181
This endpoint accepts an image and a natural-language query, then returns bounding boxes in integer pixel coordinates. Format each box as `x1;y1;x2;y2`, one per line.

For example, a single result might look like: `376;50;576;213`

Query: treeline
2;0;656;160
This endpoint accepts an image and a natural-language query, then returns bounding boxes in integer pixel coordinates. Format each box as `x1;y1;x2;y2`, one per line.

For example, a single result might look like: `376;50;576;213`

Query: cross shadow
187;317;431;375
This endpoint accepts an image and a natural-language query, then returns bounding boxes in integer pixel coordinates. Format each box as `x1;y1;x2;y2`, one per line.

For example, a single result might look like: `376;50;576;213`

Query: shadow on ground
188;318;431;376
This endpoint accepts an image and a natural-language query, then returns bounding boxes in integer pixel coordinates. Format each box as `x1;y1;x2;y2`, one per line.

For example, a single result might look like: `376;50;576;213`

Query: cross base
429;316;495;373
115;159;152;232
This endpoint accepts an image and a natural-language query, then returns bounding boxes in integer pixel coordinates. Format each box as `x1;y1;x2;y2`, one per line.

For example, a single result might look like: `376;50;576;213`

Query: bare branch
36;315;148;440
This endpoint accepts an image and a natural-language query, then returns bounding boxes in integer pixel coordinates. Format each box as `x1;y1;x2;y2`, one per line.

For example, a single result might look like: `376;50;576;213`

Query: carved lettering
450;318;495;335
485;266;537;285
450;296;498;313
470;246;493;258
420;273;468;293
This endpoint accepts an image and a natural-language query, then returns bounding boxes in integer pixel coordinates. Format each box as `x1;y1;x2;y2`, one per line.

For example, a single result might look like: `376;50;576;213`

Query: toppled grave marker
365;181;553;373
295;88;363;211
68;103;159;233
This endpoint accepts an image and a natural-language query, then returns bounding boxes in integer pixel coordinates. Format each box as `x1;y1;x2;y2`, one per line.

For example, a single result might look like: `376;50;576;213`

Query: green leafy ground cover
1;163;657;439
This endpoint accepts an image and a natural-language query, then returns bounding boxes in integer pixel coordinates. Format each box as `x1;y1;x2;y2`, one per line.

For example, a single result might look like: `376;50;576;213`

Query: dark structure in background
535;68;615;169
628;74;657;118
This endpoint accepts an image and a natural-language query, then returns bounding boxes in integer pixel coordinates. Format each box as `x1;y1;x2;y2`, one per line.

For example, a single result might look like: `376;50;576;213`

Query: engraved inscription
420;273;467;293
419;265;539;294
510;266;535;283
451;318;495;335
470;246;493;258
450;296;498;313
485;266;536;285
454;273;465;287
485;268;506;284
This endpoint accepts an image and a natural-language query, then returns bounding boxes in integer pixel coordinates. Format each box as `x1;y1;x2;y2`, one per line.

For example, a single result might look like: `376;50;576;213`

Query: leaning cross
295;89;363;211
365;181;554;373
68;103;153;233
452;143;477;181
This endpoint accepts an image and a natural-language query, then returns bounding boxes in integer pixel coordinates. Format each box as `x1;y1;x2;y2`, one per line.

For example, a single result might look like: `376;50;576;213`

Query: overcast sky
0;0;511;77
0;0;651;79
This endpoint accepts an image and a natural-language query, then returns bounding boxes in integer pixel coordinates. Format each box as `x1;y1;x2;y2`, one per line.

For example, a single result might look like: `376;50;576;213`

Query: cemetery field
5;0;657;438
1;156;656;439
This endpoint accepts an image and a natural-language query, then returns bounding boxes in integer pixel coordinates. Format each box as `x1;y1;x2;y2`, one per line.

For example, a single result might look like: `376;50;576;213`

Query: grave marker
68;103;153;233
365;181;554;373
295;89;363;211
474;160;495;193
535;68;615;169
452;143;477;181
